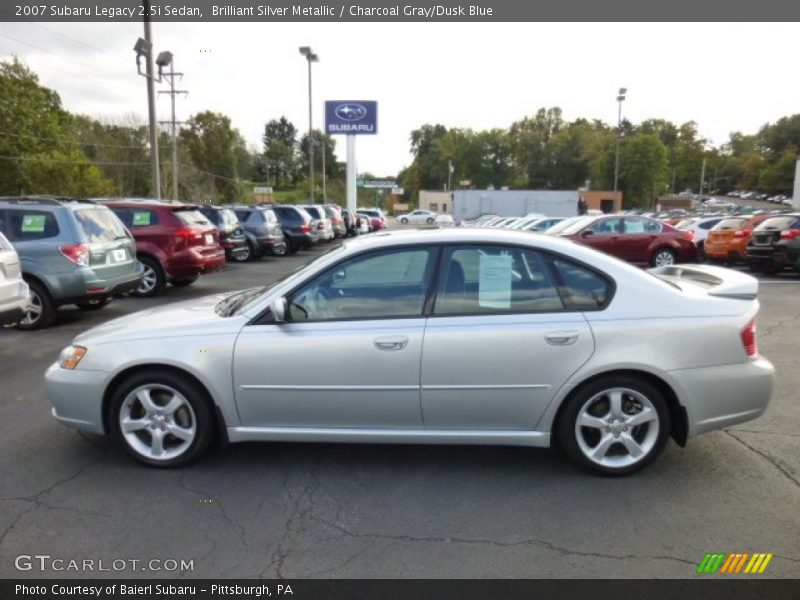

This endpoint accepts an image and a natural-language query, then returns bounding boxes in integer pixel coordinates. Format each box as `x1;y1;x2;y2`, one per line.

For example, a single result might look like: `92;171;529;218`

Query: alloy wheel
653;250;676;267
137;264;158;294
574;387;660;469
19;289;43;326
119;384;197;461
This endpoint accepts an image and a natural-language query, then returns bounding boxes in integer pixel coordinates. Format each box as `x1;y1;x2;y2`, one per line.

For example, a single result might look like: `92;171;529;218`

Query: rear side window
434;245;564;315
549;258;612;310
6;209;60;241
173;210;213;227
74;208;128;243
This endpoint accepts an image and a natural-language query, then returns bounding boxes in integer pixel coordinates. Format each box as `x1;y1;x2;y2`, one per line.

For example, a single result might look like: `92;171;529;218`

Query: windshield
74;207;129;242
216;243;346;316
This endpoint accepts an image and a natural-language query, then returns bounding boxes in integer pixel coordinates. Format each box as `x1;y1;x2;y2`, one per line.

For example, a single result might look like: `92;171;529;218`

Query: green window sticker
132;211;151;226
21;215;46;233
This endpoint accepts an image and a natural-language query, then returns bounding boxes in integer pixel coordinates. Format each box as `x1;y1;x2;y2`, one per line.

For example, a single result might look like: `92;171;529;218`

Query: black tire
426;217;435;225
285;235;298;255
16;279;56;330
169;275;199;287
557;375;671;476
650;247;676;267
696;242;705;262
762;262;781;276
76;297;111;311
109;369;216;468
232;242;253;262
400;217;409;225
131;256;166;297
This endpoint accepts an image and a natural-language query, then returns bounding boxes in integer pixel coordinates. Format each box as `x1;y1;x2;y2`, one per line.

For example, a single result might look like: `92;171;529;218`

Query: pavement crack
311;517;697;567
177;473;249;550
724;430;800;489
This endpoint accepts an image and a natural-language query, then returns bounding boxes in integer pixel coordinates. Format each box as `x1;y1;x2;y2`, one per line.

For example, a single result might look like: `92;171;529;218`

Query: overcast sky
1;22;798;177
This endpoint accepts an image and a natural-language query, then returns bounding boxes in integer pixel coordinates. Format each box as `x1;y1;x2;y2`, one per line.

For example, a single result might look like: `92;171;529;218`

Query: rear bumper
166;247;226;278
255;236;287;255
48;263;144;306
0;280;29;324
669;357;774;437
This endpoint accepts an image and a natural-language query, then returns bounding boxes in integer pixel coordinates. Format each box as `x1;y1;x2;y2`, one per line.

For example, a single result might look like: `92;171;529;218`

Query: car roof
0;195;97;208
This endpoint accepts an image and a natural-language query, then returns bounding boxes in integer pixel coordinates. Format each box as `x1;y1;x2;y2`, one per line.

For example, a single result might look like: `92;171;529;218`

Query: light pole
299;46;319;202
158;53;187;200
613;87;627;193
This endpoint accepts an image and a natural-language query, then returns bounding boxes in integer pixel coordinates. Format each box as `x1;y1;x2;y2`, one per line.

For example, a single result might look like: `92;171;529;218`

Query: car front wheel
400;217;409;225
132;256;166;297
16;280;56;330
557;376;670;476
110;370;215;467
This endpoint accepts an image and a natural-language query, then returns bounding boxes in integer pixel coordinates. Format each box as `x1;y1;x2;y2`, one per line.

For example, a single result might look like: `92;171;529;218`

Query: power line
1;48;91;80
26;23;110;55
0;130;147;149
0;155;149;166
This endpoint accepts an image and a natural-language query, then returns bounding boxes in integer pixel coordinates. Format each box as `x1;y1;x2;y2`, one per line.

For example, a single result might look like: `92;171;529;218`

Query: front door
233;246;438;429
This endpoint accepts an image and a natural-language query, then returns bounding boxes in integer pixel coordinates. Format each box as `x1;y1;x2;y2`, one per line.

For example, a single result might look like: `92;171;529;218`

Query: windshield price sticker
132;211;151;226
479;254;513;309
21;215;46;233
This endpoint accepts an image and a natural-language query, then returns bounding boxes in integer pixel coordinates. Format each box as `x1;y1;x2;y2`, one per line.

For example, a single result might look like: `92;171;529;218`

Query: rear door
617;217;661;263
420;244;598;430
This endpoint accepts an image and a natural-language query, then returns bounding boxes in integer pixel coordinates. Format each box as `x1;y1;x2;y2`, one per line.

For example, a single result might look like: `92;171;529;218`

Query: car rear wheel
132;256;166;297
110;370;215;467
650;248;676;267
76;297;111;311
16;280;56;330
557;376;670;476
426;217;435;225
400;217;409;225
285;235;298;255
169;275;199;287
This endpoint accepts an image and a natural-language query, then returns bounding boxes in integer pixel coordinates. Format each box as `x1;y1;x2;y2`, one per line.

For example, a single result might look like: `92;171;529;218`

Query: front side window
289;247;436;321
590;218;622;234
434;245;563;315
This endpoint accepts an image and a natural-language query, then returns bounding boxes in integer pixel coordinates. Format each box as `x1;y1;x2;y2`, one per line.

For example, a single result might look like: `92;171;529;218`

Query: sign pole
346;135;357;212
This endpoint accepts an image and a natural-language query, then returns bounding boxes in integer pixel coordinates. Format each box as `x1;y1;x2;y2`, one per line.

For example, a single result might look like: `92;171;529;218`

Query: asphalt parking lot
0;241;798;579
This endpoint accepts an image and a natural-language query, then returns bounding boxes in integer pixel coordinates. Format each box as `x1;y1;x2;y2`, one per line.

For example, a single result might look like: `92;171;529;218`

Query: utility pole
699;156;707;198
613;87;627;192
320;139;327;202
142;0;160;199
299;47;319;202
158;61;187;200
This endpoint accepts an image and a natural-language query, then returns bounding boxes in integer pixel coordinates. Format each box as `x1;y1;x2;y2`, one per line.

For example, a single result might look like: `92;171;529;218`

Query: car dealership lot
0;243;798;578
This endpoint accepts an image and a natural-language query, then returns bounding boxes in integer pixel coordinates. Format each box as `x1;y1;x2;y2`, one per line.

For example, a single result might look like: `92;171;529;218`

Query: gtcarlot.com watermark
15;554;194;573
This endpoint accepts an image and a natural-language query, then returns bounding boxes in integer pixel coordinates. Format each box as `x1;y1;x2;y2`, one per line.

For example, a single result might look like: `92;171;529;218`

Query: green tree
0;59;112;197
262;116;297;188
619;134;669;207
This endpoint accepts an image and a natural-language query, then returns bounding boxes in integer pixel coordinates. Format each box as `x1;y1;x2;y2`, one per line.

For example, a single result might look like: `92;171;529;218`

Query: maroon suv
102;200;226;297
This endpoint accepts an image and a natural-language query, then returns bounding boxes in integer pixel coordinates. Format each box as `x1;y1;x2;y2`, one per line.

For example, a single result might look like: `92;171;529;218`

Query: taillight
173;227;204;248
780;229;800;240
733;230;747;238
317;222;325;230
741;320;758;358
683;230;695;241
300;223;311;233
59;244;89;266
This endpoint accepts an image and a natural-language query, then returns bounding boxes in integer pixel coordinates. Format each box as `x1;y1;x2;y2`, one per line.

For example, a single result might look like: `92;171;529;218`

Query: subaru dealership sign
325;101;377;135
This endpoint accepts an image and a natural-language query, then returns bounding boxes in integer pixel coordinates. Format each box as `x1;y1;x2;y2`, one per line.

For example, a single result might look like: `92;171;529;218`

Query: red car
554;215;697;266
101;200;226;297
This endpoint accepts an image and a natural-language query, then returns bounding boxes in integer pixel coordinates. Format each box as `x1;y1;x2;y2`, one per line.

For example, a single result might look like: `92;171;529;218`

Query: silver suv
0;231;29;326
0;196;143;330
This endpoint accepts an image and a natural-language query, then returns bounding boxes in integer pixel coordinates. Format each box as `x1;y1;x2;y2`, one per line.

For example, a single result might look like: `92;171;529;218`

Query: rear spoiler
647;264;758;300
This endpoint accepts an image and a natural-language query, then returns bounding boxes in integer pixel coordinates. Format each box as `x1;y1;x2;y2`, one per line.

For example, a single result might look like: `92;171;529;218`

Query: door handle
545;331;579;346
374;336;409;351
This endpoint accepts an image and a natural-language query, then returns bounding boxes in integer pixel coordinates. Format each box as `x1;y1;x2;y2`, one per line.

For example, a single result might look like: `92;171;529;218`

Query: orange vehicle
704;215;769;264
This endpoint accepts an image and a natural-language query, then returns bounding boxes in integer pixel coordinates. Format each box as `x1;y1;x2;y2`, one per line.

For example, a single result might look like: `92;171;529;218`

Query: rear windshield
304;207;323;219
173;210;213;228
218;209;239;230
74;208;128;243
754;216;800;231
714;218;747;230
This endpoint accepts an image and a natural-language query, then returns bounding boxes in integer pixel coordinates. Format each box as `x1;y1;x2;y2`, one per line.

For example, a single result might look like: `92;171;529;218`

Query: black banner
3;0;800;22
3;579;800;600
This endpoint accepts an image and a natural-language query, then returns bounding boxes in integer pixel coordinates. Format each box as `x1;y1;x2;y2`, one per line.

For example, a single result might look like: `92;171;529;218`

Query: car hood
73;292;244;346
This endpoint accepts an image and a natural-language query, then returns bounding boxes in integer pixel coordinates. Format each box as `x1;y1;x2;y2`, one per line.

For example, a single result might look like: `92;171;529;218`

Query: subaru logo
334;103;367;121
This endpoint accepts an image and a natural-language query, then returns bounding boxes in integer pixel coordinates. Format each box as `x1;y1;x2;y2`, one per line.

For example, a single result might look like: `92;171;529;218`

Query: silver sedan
45;229;774;475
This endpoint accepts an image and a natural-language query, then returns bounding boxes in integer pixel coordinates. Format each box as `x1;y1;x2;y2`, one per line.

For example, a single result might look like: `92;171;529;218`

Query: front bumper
45;362;108;434
669;356;774;436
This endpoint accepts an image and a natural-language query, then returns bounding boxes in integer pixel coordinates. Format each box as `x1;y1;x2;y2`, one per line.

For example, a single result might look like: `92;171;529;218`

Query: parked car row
0;196;368;330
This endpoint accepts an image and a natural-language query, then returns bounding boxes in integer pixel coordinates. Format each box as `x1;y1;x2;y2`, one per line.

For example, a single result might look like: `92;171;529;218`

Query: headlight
59;345;87;370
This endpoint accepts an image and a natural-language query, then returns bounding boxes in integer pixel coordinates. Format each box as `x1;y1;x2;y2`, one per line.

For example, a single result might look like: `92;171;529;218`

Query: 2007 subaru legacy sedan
45;228;774;475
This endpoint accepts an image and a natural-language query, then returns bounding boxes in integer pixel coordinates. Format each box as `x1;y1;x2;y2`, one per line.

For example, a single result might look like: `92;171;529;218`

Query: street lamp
613;87;627;193
299;46;319;202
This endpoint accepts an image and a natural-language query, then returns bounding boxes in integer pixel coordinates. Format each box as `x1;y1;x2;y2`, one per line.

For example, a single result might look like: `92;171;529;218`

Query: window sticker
132;211;151;226
21;215;46;233
478;253;513;309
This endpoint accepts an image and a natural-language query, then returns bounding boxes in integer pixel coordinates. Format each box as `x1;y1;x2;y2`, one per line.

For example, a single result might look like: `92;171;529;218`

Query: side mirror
580;229;594;238
271;297;287;323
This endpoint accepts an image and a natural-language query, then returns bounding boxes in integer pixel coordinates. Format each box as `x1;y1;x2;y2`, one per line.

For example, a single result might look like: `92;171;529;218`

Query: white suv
0;231;30;326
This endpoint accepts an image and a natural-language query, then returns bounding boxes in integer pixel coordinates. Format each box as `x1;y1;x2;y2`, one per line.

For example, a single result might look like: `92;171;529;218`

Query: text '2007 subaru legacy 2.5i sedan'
45;229;774;475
